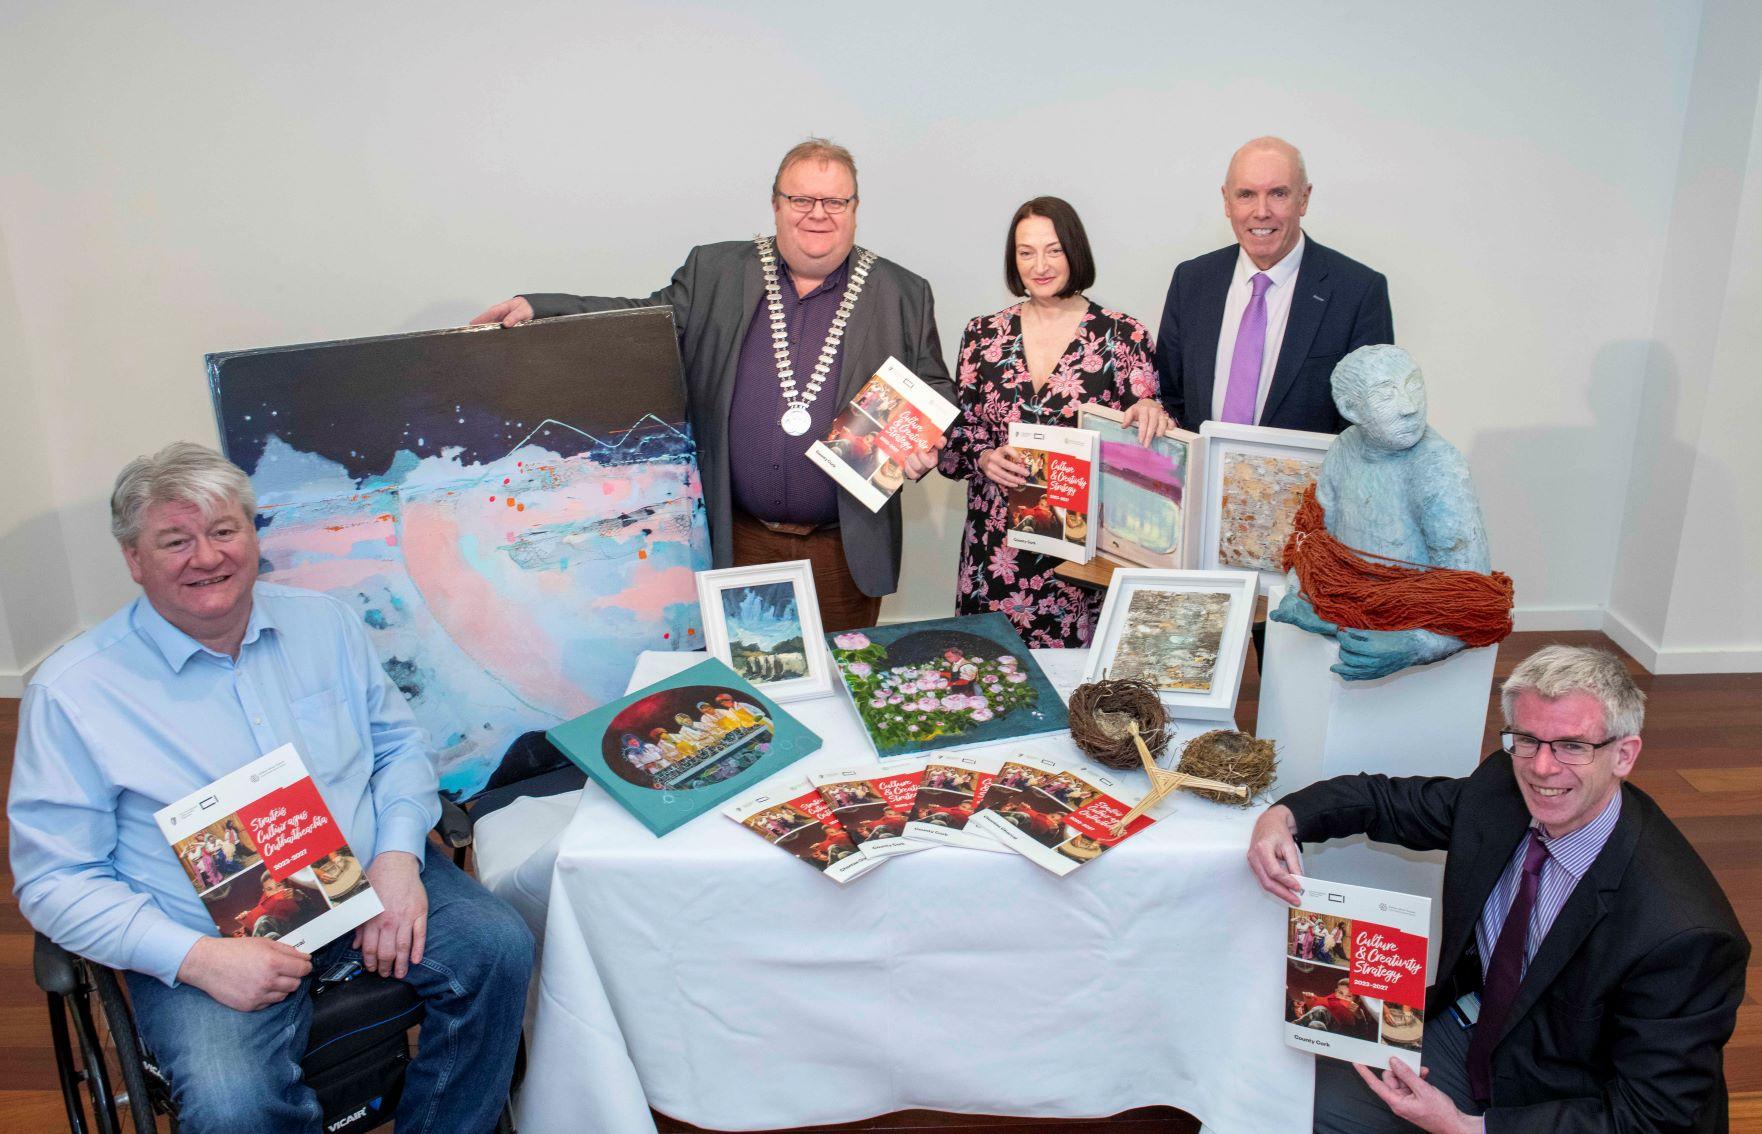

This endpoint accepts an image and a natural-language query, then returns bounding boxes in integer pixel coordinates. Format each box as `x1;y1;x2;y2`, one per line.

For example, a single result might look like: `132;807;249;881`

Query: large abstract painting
209;310;711;800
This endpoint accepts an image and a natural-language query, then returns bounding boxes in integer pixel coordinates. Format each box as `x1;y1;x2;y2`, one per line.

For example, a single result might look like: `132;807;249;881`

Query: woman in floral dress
940;196;1170;647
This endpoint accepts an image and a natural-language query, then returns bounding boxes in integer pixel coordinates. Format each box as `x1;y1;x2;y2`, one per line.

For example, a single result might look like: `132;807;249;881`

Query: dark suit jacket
1153;238;1393;433
525;241;951;597
1281;755;1748;1132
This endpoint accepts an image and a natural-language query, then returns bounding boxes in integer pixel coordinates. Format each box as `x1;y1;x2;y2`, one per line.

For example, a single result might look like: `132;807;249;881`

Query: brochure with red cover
153;744;382;952
723;781;880;884
1005;421;1099;563
967;756;1151;875
806;357;958;512
809;762;932;861
1283;875;1432;1066
902;752;1010;853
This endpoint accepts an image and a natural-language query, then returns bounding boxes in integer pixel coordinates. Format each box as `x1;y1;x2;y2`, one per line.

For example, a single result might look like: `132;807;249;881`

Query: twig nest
1175;730;1277;807
1067;679;1168;770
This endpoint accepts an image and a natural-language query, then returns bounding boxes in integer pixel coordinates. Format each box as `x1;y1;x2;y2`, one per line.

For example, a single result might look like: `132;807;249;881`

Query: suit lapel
1260;242;1330;424
1493;787;1642;1050
713;244;766;427
834;247;876;404
1192;251;1232;416
1438;759;1531;986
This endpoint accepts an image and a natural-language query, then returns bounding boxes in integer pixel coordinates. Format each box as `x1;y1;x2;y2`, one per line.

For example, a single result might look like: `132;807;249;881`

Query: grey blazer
525;240;951;597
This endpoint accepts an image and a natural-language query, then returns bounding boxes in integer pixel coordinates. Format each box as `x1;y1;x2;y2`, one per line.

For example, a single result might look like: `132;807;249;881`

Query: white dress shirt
1211;234;1306;424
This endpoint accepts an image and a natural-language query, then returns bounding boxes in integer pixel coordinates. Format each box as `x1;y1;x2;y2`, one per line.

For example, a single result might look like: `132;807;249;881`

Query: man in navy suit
1155;137;1394;434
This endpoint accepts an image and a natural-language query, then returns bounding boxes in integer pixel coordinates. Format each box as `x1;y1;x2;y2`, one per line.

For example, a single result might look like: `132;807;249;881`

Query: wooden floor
1;630;1756;1133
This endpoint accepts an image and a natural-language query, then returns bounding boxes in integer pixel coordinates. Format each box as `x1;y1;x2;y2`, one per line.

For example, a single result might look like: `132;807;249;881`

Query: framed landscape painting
1083;568;1259;720
1196;421;1333;594
695;560;834;703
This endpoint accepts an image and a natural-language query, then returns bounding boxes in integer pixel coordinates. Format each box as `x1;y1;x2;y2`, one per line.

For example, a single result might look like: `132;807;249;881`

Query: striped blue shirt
1475;789;1623;980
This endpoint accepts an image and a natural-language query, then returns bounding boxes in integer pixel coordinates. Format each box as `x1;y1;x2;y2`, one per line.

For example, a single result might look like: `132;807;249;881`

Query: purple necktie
1467;831;1550;1103
1221;271;1273;424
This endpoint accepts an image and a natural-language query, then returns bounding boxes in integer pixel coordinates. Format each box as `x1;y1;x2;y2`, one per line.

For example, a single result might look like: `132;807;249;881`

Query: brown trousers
730;510;883;633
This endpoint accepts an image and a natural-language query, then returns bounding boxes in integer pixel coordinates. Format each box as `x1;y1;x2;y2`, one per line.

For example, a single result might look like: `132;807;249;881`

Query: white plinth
1256;587;1496;965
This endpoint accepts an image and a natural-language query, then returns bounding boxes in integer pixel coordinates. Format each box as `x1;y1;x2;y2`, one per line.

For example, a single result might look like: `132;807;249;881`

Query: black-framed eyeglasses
1500;730;1621;765
776;193;856;215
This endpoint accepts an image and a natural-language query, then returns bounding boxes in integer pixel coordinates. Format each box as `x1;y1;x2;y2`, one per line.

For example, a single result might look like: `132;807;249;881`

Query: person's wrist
175;936;215;988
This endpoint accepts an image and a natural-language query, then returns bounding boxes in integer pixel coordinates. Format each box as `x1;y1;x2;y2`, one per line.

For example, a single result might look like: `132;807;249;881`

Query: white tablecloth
510;650;1314;1134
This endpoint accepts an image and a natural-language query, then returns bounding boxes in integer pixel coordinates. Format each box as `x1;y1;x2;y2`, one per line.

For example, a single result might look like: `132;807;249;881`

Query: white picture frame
1078;403;1205;569
694;560;835;703
1196;420;1334;594
1082;567;1259;720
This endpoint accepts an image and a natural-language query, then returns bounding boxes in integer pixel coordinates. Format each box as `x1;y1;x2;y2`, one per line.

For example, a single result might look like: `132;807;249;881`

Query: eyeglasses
1500;730;1621;765
776;193;856;215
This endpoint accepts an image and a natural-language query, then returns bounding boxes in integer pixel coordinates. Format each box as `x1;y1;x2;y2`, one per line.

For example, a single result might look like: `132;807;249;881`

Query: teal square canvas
547;658;821;836
827;613;1070;759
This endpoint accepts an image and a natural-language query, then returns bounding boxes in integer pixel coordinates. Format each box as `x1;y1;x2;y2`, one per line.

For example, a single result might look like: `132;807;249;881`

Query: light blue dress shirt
8;582;440;986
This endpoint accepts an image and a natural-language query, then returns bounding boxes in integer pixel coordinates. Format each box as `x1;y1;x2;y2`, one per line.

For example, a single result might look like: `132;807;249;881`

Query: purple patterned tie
1466;831;1550;1103
1221;271;1273;424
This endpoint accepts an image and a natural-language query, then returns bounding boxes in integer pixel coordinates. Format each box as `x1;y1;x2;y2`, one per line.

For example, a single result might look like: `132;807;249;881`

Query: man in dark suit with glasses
1247;644;1747;1133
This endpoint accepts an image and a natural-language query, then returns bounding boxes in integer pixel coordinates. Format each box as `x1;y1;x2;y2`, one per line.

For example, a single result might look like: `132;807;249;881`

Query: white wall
1606;0;1762;673
1;0;1752;680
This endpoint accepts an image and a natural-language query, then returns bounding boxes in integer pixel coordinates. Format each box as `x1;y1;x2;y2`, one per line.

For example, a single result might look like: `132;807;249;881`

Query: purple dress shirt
728;257;850;526
1475;789;1623;979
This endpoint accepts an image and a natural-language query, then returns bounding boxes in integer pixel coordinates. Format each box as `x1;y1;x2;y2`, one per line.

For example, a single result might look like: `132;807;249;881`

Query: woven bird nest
1067;679;1169;770
1175;730;1278;807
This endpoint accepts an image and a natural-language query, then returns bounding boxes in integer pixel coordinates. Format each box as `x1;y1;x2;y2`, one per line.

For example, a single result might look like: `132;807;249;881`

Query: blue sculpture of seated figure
1270;345;1491;680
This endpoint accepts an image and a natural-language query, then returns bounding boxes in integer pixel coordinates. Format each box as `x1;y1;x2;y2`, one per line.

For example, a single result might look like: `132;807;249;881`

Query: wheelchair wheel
48;959;160;1134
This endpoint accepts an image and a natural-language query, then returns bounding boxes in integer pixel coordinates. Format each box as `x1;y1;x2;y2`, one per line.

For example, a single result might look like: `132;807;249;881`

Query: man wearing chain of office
474;137;953;632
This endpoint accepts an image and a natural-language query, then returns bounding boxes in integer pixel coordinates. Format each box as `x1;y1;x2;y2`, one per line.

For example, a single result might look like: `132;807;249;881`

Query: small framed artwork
1078;404;1204;569
1197;420;1334;594
695;560;835;703
1082;567;1259;720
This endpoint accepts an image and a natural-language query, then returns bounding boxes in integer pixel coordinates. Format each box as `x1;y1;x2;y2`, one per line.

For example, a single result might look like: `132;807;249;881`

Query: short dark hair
1003;196;1096;299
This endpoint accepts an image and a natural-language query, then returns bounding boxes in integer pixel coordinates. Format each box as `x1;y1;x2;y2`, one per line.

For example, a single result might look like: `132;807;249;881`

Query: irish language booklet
1005;421;1099;563
809;760;931;861
724;780;881;884
966;754;1152;875
153;744;382;952
806;357;958;512
1283;876;1431;1066
902;752;1010;853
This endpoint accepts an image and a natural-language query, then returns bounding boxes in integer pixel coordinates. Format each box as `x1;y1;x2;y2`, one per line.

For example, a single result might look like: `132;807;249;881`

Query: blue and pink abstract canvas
209;309;711;799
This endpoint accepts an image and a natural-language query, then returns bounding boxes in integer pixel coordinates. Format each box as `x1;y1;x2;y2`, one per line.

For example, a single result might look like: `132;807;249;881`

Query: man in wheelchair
8;443;535;1134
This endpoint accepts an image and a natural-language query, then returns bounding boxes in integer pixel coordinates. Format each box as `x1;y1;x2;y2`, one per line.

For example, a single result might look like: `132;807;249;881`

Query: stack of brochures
722;749;1154;882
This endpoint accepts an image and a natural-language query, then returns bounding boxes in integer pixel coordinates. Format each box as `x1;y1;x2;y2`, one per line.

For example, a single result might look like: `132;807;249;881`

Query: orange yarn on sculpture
1280;485;1515;647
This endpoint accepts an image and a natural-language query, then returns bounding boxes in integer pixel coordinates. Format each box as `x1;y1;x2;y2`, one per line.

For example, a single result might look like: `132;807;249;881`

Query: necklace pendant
780;406;813;437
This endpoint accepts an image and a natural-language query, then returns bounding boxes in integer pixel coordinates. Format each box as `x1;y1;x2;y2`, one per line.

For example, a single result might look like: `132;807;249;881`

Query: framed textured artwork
825;613;1070;759
208;308;712;801
1078;404;1204;569
695;560;834;704
546;659;821;837
1197;421;1333;593
1083;568;1259;720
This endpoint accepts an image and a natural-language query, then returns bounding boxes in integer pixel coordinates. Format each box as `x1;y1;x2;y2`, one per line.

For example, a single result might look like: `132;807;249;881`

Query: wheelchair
34;797;518;1134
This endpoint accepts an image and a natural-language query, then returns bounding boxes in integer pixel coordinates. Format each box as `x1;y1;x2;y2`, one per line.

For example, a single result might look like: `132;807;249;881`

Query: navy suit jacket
1153;238;1393;434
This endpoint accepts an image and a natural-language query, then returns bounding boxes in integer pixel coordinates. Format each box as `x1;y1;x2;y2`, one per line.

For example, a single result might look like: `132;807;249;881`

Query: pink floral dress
940;301;1158;647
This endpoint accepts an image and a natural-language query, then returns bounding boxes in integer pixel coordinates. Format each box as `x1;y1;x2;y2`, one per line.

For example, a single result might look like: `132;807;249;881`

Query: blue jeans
127;843;535;1134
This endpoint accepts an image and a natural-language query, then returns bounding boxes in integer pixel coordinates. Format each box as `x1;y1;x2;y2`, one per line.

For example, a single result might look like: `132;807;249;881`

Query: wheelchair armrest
33;931;82;996
434;796;473;849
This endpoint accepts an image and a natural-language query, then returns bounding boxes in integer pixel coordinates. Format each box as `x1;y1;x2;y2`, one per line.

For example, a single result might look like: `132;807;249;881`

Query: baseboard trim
1601;607;1762;674
0;671;24;699
1601;607;1662;672
1512;606;1605;632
